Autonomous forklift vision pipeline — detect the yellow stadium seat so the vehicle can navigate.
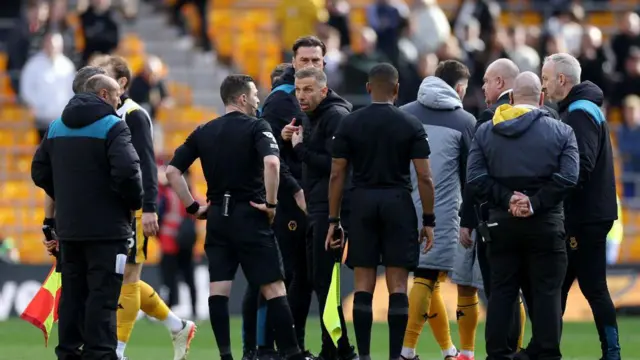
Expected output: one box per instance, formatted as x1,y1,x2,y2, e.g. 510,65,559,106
0,207,17,226
118,34,145,55
588,12,615,28
0,52,7,71
350,8,368,27
521,11,542,26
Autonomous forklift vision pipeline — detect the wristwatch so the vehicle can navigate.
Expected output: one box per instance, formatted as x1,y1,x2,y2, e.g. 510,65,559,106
422,213,436,227
266,202,277,209
328,217,341,224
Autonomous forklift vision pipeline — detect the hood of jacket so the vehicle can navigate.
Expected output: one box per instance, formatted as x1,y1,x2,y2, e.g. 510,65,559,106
312,89,353,118
272,65,295,88
491,104,546,138
417,76,462,110
61,93,118,129
558,80,604,113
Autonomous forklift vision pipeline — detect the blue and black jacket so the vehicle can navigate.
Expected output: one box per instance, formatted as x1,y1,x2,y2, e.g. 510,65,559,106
31,93,143,241
260,66,307,201
557,81,618,231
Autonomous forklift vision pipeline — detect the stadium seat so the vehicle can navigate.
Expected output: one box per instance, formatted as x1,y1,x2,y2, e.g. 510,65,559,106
118,34,146,55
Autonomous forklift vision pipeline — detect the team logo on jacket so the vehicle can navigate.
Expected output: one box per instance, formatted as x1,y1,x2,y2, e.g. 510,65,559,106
569,237,578,250
288,221,297,231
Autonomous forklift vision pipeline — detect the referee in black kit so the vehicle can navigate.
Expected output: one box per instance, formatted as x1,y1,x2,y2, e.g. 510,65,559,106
466,72,579,360
32,74,143,360
165,74,306,360
327,63,435,360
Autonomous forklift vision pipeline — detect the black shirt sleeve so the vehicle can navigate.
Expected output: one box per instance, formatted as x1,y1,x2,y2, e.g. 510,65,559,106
127,109,158,213
331,115,352,159
169,126,200,173
106,121,143,210
409,116,431,159
253,120,281,158
31,129,54,199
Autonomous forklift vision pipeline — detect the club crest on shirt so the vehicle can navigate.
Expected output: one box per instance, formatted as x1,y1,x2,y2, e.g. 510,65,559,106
288,220,297,231
569,237,578,250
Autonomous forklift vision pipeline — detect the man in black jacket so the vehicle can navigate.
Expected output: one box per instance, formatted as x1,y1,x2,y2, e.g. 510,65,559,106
541,53,621,360
292,67,357,360
467,72,579,360
31,74,143,360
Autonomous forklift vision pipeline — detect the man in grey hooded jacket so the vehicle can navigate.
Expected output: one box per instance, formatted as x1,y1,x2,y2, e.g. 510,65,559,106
399,60,481,360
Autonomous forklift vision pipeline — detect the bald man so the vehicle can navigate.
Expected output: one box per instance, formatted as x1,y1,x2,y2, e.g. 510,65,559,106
466,72,579,360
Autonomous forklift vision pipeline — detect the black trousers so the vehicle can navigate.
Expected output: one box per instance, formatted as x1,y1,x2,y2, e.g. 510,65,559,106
308,209,351,355
160,247,197,317
485,217,567,360
561,221,620,359
477,235,523,350
55,240,128,360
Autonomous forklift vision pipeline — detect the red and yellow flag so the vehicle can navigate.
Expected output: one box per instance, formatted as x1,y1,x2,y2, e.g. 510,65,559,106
20,262,61,346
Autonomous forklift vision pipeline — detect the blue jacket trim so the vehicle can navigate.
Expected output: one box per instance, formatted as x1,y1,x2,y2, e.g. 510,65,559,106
568,99,605,124
258,84,296,116
47,115,121,139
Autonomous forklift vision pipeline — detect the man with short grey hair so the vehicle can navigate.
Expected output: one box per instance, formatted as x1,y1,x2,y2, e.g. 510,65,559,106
292,66,358,359
72,66,108,93
467,71,579,360
541,53,621,360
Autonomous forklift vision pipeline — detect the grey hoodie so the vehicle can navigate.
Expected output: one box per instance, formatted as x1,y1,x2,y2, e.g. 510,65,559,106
400,76,476,271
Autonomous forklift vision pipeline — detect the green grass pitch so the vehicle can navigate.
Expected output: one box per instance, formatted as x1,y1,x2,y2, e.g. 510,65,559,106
3,317,639,359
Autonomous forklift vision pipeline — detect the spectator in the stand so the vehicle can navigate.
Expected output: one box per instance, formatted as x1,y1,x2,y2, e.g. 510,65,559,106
452,0,500,47
410,0,450,55
129,55,173,120
542,33,568,58
80,0,120,65
326,0,351,50
48,0,78,65
618,95,640,202
171,0,213,59
366,0,410,66
341,27,389,97
0,233,19,264
509,25,540,73
319,28,345,90
7,0,50,96
276,0,328,61
545,4,584,57
612,12,640,78
397,52,439,106
615,47,640,106
20,32,75,141
577,26,611,97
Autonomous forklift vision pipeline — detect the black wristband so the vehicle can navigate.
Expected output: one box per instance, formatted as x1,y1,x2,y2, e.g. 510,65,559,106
186,201,200,215
43,218,56,229
266,202,277,209
328,217,341,224
422,213,436,227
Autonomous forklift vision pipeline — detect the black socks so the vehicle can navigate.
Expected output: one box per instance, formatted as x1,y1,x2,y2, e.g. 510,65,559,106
352,291,373,357
209,295,232,359
388,293,409,360
267,295,304,360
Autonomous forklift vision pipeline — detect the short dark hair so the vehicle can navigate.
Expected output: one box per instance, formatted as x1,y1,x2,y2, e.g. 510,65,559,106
220,75,254,106
271,63,292,85
368,63,399,88
294,67,327,85
85,74,117,94
94,55,133,90
73,66,108,94
292,36,327,56
434,60,470,89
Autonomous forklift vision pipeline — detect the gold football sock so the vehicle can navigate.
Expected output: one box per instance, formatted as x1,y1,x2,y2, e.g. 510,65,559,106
117,281,141,343
517,299,526,349
427,283,454,351
139,280,169,321
457,294,479,352
402,277,435,349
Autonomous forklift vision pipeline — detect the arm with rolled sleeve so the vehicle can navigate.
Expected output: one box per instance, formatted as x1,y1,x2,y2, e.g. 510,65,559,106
31,128,55,199
106,121,143,210
565,110,600,188
529,128,579,212
466,128,514,211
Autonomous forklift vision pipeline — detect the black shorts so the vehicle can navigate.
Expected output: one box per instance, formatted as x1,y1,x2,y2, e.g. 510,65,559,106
204,202,284,287
273,204,307,280
126,214,148,264
347,187,419,269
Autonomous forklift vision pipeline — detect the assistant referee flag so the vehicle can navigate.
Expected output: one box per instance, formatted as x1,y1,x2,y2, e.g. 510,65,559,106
20,262,61,346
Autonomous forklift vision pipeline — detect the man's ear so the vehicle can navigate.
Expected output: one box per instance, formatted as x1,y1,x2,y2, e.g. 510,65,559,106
321,86,329,97
393,83,400,97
